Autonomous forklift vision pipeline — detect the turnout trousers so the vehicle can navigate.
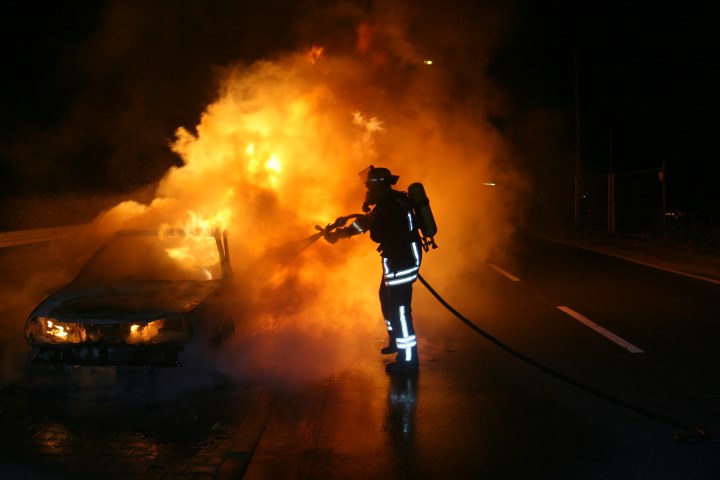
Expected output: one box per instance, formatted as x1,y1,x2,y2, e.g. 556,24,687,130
378,242,422,365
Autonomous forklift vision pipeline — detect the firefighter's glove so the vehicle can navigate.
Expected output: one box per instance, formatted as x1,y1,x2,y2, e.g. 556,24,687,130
333,216,350,228
324,229,340,244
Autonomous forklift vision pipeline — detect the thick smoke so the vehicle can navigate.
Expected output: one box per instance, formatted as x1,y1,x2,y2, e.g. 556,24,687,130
2,1,527,386
83,2,527,382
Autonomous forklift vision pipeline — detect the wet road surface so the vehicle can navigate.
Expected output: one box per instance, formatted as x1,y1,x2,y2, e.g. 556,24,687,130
2,235,720,479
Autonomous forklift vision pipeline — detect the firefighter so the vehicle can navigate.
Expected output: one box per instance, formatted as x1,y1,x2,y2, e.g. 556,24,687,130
324,166,422,373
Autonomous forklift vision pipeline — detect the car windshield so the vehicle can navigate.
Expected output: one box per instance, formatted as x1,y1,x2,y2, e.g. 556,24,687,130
78,232,223,282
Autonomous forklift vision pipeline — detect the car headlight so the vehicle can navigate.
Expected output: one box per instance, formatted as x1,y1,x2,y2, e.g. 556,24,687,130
25,317,87,344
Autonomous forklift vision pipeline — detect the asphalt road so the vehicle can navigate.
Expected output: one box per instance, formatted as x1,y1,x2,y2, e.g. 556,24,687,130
1,235,720,479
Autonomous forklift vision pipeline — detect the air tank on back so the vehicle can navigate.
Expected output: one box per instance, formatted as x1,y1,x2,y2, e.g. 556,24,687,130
408,182,437,248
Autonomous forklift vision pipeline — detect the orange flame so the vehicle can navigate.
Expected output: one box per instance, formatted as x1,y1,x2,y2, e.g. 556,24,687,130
128,322,160,344
307,45,324,65
92,35,524,380
158,210,227,277
46,320,69,339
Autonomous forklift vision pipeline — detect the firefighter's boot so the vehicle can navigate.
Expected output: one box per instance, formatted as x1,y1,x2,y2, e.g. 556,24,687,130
385,346,419,374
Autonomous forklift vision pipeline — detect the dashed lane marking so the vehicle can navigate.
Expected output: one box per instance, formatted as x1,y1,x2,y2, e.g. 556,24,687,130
557,306,645,354
488,263,645,354
489,264,521,282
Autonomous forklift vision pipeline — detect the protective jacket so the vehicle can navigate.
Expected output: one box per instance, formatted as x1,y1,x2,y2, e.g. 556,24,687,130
333,188,422,367
342,190,422,278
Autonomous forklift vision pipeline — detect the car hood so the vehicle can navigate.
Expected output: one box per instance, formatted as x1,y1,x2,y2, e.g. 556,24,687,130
32,280,220,324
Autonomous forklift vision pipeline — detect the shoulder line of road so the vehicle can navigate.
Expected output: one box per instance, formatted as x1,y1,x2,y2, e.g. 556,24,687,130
529,233,720,286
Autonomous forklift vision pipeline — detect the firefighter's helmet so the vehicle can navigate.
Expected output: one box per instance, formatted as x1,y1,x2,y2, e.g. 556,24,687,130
360,165,399,189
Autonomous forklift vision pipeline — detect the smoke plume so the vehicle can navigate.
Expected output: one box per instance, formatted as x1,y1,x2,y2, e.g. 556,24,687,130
2,1,528,386
82,2,527,382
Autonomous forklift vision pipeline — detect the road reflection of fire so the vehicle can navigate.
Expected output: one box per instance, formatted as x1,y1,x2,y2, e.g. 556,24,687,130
385,373,419,477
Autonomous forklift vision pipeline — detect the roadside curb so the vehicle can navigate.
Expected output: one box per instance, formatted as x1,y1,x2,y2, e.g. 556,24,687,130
0,225,88,248
529,233,720,285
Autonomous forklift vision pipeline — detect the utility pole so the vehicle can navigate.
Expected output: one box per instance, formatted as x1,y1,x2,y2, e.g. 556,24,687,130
574,49,581,229
660,161,667,237
607,129,615,234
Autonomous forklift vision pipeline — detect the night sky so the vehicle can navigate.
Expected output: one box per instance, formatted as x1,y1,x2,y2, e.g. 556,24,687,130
1,0,716,229
488,2,717,223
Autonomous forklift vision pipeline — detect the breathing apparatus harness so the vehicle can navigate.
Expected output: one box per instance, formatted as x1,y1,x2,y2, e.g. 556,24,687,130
357,165,439,252
405,182,437,252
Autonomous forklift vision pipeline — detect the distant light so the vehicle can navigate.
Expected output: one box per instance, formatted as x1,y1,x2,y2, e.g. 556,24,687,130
482,182,496,187
423,60,433,65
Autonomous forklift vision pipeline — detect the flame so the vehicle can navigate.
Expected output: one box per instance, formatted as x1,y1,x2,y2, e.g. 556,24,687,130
307,45,324,65
128,321,161,344
160,212,224,278
246,143,283,190
92,33,524,380
46,320,69,339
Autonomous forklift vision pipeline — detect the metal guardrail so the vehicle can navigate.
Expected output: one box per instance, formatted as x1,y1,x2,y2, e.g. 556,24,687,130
0,225,88,248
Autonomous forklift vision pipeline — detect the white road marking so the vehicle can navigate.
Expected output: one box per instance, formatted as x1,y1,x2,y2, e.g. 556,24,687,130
557,306,645,354
489,264,521,282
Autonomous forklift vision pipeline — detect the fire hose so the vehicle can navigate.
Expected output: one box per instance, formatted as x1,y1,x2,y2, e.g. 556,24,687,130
309,221,717,442
416,273,719,444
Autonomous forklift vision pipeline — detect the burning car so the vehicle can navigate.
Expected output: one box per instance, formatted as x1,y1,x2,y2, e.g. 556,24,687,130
24,227,235,367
